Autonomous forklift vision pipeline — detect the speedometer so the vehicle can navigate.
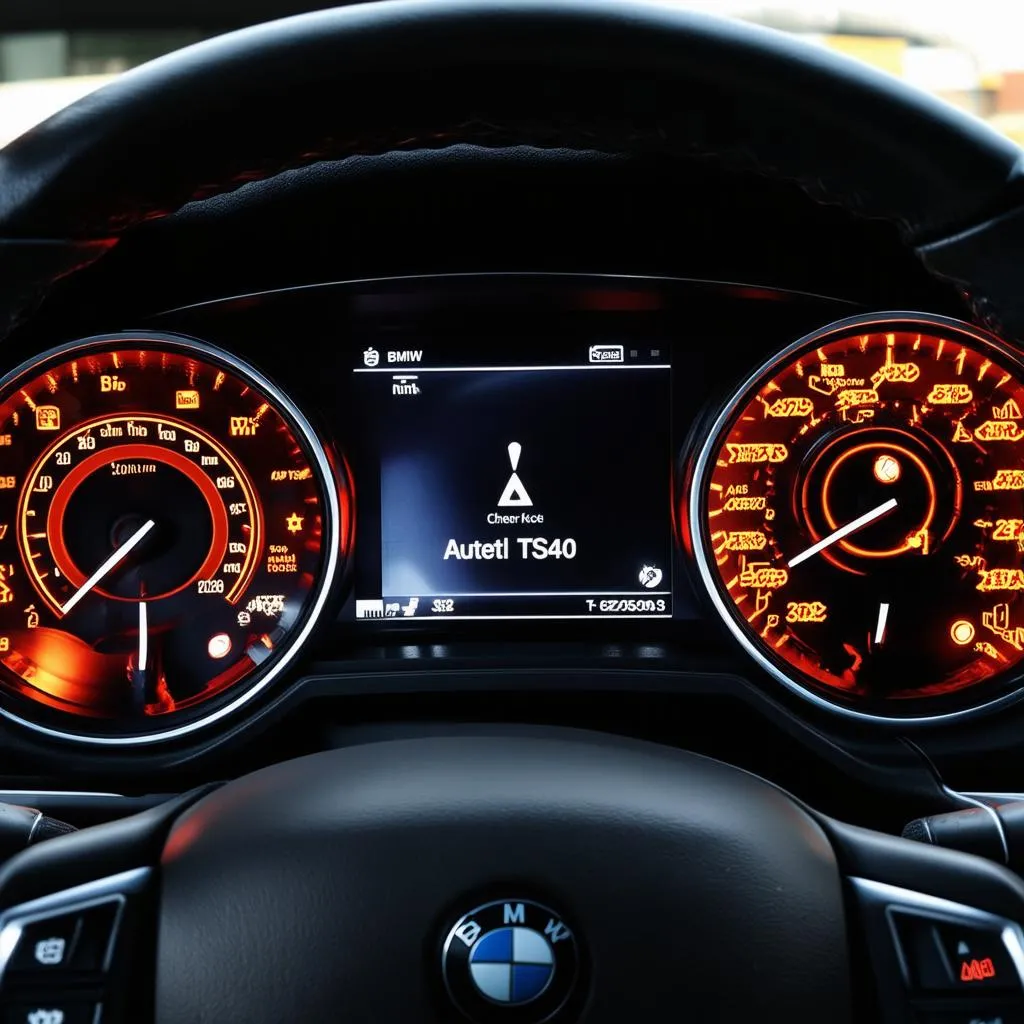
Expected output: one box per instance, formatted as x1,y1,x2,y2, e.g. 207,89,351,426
690,313,1024,722
0,334,348,744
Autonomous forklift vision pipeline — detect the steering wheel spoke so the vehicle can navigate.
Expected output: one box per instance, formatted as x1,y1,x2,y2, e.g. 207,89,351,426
0,867,153,1024
851,876,1024,1023
0,787,211,1024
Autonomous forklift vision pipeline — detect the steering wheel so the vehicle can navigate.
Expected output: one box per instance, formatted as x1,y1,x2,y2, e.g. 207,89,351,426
1,3,1024,1022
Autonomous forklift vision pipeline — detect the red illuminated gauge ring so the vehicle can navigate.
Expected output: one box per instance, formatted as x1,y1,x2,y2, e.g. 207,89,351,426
0,333,343,747
27,433,244,607
687,312,1024,727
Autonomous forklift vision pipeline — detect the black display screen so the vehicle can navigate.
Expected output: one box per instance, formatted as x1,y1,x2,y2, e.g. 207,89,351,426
352,343,673,621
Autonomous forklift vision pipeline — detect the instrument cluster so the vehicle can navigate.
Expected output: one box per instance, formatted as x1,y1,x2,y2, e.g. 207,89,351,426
0,275,1021,749
690,314,1024,723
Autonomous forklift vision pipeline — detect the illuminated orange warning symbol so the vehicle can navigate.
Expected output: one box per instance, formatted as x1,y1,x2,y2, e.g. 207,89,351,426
977,568,1024,592
950,620,975,646
953,421,973,443
725,443,788,464
808,376,838,396
35,406,60,431
286,514,304,534
175,390,200,410
841,407,875,425
230,416,259,437
993,519,1024,541
723,531,767,552
927,383,973,405
722,494,768,512
835,388,879,411
871,346,920,388
994,470,1024,490
739,562,788,590
960,957,996,982
993,398,1022,421
873,454,901,484
761,396,813,418
982,602,1024,650
906,528,930,555
975,420,1024,442
750,590,772,620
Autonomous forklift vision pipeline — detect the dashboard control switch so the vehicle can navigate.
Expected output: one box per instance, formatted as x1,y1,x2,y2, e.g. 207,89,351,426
8,914,79,974
893,914,955,991
68,901,120,972
5,1002,100,1024
935,922,1020,993
893,912,1021,994
6,900,120,978
915,1010,1024,1024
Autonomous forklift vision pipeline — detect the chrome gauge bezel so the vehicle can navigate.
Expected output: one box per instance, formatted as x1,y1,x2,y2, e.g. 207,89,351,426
688,310,1024,726
0,331,342,747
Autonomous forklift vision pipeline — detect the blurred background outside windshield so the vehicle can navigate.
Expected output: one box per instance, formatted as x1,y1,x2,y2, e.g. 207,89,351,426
1,1,1023,148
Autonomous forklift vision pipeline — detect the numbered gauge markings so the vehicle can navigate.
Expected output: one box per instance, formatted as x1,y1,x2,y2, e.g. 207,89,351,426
0,336,347,743
690,314,1024,719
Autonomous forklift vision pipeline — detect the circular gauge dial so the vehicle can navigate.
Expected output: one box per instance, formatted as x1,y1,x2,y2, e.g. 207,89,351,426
690,315,1024,719
0,335,347,743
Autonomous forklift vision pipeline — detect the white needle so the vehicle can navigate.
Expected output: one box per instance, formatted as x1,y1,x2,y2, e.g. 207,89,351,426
788,498,898,568
61,519,156,614
138,600,149,672
874,602,890,645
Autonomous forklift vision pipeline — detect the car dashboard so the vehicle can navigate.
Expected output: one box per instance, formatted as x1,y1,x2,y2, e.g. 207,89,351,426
12,6,1024,1022
0,142,1014,842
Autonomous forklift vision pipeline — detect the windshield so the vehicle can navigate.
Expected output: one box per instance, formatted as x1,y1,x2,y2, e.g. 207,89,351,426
0,2,1022,148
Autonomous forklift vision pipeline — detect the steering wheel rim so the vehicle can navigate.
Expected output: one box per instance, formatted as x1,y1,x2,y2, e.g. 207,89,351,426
0,0,1019,244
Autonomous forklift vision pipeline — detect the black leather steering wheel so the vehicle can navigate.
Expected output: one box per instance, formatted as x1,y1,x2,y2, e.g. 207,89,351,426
1,3,1024,1022
0,0,1020,243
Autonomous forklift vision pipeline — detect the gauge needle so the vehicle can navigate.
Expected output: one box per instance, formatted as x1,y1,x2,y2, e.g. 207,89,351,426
788,498,898,569
61,518,156,614
138,600,149,673
874,602,890,645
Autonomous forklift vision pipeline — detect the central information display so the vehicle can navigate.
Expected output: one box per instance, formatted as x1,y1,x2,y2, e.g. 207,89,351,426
352,342,673,620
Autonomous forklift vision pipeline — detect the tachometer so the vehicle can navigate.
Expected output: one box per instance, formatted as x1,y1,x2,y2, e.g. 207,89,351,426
689,313,1024,721
0,334,348,744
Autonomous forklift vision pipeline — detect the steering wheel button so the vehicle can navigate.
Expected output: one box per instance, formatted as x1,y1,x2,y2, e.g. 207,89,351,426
934,923,1020,993
8,913,80,974
67,901,120,972
893,915,956,990
915,1010,1024,1024
5,1004,100,1024
893,913,1022,995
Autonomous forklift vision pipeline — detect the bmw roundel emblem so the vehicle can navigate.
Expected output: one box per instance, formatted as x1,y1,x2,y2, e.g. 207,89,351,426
441,898,580,1023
